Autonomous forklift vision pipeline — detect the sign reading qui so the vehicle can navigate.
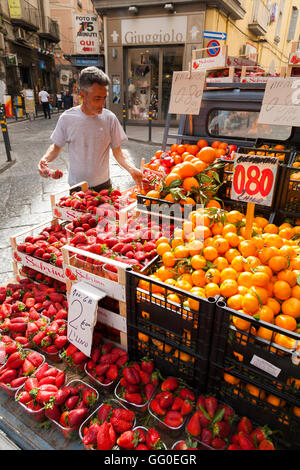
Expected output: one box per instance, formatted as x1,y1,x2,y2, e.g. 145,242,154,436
68,282,105,357
258,77,300,127
231,154,279,206
169,70,205,115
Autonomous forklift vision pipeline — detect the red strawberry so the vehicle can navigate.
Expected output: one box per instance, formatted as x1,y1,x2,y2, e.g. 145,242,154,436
144,383,155,401
98,403,112,423
68,407,89,427
238,431,256,450
106,365,118,382
196,394,206,411
179,388,195,402
124,392,143,405
171,396,184,411
117,430,140,450
238,416,253,434
211,437,227,450
145,428,162,450
150,398,166,416
139,370,151,385
161,377,178,392
181,399,194,416
164,410,183,428
201,427,213,447
205,396,218,418
123,366,140,385
110,417,133,434
217,404,234,423
82,388,97,407
250,426,272,445
140,357,155,374
227,444,241,450
186,412,201,437
213,421,231,439
97,421,116,450
83,422,101,447
159,391,174,409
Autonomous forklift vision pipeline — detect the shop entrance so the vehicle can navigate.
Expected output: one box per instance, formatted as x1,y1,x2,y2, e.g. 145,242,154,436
125,45,184,124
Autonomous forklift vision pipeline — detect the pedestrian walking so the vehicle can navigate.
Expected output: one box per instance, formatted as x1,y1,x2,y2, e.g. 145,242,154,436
62,90,73,110
38,67,143,191
38,87,51,119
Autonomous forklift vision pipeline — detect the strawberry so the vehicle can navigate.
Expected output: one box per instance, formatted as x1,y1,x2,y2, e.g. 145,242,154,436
124,392,143,405
181,399,194,416
98,403,112,423
68,407,89,427
227,444,241,450
250,425,272,445
159,391,174,409
213,421,231,439
97,421,116,450
139,370,151,385
164,410,183,428
187,412,201,437
238,431,256,450
140,357,155,374
171,396,184,411
123,366,140,385
258,439,275,450
144,383,155,401
106,365,118,382
211,437,227,450
196,394,206,411
201,428,213,447
145,428,162,450
161,377,178,392
238,416,253,434
135,444,149,450
82,388,97,407
205,396,218,418
110,417,133,434
117,430,140,450
217,404,234,423
83,422,101,447
179,388,195,402
150,397,166,416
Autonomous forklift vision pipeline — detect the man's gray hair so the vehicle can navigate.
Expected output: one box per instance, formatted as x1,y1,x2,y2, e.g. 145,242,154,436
79,67,110,91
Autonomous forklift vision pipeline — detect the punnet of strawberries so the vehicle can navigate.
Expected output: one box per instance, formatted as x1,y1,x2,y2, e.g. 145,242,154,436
228,416,275,450
149,376,196,429
115,357,159,407
57,188,131,215
81,400,136,450
117,426,166,450
186,394,235,449
85,341,128,387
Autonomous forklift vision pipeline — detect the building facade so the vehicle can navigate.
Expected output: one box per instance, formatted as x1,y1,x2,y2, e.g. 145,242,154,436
49,0,104,97
92,0,300,124
0,0,60,108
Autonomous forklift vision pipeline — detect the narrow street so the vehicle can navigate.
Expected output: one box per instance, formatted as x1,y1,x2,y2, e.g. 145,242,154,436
0,115,163,284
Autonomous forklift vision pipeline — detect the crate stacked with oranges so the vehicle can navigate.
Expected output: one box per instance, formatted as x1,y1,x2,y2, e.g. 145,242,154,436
142,140,227,206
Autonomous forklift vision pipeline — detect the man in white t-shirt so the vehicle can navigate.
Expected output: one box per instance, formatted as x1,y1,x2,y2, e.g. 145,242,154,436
38,88,51,119
38,67,143,191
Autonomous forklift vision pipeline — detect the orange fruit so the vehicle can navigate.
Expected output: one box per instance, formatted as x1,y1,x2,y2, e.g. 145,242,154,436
203,246,218,261
156,266,176,281
238,272,253,288
173,245,189,259
254,217,269,229
215,148,226,158
162,251,176,267
220,267,238,282
273,280,292,301
219,142,228,150
239,240,257,257
205,268,221,284
223,372,240,385
252,271,269,287
227,294,243,310
226,211,243,224
281,297,300,318
275,314,297,331
245,384,266,400
164,193,175,202
175,278,192,291
266,298,281,315
231,255,244,272
249,286,269,305
258,247,279,264
191,254,206,270
186,144,200,156
197,139,208,149
274,333,296,349
191,270,206,287
224,232,240,247
220,279,239,297
167,294,181,305
232,315,251,331
225,248,240,264
211,140,221,149
156,242,172,256
182,221,194,236
256,326,273,342
205,283,220,298
265,234,284,249
177,161,198,178
193,160,208,173
165,172,182,187
194,225,212,240
206,200,222,209
222,223,238,235
213,237,230,254
255,305,274,323
187,239,203,256
268,256,288,272
242,293,260,314
156,236,170,247
215,257,229,271
197,147,216,164
176,144,187,155
182,177,199,192
171,238,184,249
291,284,300,299
242,256,261,272
264,224,278,234
145,190,160,205
211,222,224,235
277,269,297,287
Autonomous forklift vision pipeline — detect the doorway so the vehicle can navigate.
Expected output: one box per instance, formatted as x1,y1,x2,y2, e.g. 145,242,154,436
125,45,184,125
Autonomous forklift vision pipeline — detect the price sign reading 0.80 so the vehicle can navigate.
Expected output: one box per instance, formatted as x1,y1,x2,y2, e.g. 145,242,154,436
231,154,279,207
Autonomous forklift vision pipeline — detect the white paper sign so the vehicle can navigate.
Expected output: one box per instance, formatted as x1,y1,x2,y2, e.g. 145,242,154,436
192,54,226,70
169,70,205,115
250,355,281,378
258,77,300,127
75,14,99,55
68,282,106,357
231,153,279,206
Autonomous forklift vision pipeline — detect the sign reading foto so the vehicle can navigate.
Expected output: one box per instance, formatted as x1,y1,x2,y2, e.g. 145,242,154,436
75,15,99,55
231,154,279,206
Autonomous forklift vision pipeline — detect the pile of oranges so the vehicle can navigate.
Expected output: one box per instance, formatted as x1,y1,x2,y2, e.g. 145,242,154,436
248,144,288,161
139,207,300,351
143,141,225,206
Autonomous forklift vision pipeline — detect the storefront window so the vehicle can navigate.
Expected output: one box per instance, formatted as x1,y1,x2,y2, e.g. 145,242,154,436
162,46,184,121
127,48,159,121
207,109,292,141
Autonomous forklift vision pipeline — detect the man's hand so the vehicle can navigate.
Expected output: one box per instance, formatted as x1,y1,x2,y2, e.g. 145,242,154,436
129,168,143,187
38,158,49,177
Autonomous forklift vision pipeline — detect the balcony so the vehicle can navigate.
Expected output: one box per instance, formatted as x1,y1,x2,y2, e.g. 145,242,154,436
248,0,270,36
9,0,40,31
39,17,60,43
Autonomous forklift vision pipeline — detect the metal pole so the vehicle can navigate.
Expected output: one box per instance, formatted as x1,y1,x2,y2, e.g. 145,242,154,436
148,104,152,143
0,105,12,162
122,103,126,132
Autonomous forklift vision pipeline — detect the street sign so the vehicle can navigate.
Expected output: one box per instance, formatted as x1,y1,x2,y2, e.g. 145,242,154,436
203,30,227,40
207,40,221,57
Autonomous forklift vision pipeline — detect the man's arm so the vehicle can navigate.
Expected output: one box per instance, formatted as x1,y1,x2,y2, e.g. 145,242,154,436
38,143,62,177
112,146,143,186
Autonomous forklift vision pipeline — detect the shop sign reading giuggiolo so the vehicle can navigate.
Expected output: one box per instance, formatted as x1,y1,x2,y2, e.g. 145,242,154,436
121,16,187,45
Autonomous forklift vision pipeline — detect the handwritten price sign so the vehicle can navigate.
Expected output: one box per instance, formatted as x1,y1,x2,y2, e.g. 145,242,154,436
231,154,279,206
169,70,205,115
258,77,300,127
67,282,105,357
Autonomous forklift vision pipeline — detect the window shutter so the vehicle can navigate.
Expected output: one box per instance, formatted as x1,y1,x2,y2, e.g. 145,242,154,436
287,7,299,41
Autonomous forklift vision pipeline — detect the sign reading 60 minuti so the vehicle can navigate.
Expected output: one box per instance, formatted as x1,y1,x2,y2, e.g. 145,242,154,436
231,154,279,206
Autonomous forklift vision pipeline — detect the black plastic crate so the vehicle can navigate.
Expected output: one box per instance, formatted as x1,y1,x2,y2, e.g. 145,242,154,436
208,299,300,406
125,264,217,390
126,325,207,391
274,165,300,215
136,194,189,224
269,209,300,227
251,141,295,165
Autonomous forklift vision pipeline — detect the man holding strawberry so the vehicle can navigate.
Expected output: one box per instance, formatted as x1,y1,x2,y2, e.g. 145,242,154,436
38,67,143,191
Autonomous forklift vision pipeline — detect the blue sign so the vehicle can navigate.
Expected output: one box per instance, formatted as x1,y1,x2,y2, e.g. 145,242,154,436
203,31,227,40
75,57,100,66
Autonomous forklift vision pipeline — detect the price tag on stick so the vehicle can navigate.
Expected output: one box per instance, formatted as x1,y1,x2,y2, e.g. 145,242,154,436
231,153,279,239
67,282,106,357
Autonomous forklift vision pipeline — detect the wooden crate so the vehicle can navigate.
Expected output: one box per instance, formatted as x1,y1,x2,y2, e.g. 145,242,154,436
51,181,89,221
10,218,66,283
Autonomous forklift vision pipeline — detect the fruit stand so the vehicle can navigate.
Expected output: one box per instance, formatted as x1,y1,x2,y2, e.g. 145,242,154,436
1,78,300,452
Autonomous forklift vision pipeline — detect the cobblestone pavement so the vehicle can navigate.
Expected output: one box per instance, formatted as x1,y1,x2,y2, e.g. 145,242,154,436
0,114,169,284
